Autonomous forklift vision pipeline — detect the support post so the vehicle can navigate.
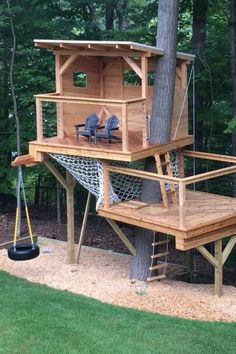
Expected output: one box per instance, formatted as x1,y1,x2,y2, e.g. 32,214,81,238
66,171,76,263
45,161,76,264
76,191,92,262
215,239,223,297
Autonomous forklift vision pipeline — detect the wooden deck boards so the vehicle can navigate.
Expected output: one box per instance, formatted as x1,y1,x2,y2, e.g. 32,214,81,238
98,190,236,250
28,134,193,162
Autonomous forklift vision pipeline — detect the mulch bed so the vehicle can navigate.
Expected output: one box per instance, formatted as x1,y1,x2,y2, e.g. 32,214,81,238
1,206,235,286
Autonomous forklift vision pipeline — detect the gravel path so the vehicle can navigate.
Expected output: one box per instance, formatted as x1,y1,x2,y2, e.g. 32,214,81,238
1,237,236,322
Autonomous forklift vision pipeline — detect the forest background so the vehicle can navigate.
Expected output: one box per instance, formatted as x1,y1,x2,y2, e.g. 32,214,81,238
0,0,235,210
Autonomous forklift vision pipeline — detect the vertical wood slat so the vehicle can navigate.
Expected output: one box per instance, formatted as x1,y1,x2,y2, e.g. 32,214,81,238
122,103,129,152
36,98,43,141
55,54,64,139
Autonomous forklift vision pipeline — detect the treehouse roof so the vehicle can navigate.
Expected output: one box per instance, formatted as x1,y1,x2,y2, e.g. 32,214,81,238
34,39,194,61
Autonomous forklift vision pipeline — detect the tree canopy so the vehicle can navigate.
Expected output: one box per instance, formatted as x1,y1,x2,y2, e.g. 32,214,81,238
0,0,234,197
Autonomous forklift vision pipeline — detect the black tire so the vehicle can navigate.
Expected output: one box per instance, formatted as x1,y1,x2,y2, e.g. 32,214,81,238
8,244,40,261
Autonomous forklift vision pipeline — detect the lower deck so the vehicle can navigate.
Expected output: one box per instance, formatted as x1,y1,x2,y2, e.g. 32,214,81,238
98,190,236,250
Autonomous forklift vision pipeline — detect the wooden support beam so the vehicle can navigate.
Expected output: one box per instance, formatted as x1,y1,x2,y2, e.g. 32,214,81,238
123,56,142,78
45,161,76,264
215,239,223,297
76,191,92,262
196,245,217,268
11,154,37,167
44,161,68,190
105,218,136,255
222,236,236,265
197,241,223,297
66,171,76,264
58,54,79,76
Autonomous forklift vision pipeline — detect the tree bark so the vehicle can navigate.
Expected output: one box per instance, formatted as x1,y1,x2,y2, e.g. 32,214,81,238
106,1,115,30
230,0,236,196
130,0,179,281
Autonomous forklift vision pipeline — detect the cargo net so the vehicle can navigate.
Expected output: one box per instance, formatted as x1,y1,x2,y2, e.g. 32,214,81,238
50,151,178,208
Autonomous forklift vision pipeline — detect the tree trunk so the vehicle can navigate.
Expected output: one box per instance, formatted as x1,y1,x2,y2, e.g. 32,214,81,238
230,0,236,197
116,0,128,30
192,0,209,152
106,1,115,30
130,0,179,281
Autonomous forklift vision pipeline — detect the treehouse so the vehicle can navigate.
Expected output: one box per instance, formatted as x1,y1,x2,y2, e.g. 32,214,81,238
25,40,194,163
13,40,236,297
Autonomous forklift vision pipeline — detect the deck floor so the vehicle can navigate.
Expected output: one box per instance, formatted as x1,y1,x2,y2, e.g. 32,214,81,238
98,190,236,250
29,134,193,162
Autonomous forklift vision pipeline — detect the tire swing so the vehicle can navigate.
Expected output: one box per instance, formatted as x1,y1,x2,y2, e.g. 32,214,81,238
8,167,40,261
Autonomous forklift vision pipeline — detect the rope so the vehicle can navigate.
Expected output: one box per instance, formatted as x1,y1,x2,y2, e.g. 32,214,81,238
173,65,194,140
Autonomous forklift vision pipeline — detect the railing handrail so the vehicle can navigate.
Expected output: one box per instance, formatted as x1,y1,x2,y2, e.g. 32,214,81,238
108,164,236,187
35,93,146,105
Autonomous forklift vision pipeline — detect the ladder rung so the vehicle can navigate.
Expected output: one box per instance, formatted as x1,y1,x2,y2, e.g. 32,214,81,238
149,263,168,271
161,161,170,166
147,274,166,282
151,252,169,259
152,240,170,246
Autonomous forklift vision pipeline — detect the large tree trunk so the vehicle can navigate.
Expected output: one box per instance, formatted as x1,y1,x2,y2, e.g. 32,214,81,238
230,0,236,197
130,0,179,281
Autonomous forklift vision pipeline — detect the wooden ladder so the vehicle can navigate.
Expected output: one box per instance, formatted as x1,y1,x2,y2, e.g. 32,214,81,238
154,151,177,208
147,236,170,282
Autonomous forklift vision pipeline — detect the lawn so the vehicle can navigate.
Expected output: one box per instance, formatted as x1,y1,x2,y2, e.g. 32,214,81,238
0,271,235,354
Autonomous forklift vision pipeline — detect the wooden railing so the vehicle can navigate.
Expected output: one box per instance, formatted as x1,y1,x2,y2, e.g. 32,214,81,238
103,151,236,229
35,93,147,152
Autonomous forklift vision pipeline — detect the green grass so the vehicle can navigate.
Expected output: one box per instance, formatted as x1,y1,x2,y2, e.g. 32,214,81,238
0,271,235,354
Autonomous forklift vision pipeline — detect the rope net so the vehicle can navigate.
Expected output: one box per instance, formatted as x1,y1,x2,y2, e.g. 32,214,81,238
50,152,178,208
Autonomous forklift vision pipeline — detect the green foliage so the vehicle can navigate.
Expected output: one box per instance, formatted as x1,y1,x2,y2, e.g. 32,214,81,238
0,0,234,196
224,116,236,134
1,271,236,354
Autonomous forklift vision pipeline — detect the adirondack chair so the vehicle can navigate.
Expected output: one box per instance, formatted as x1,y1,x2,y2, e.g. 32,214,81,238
74,114,99,142
94,115,121,144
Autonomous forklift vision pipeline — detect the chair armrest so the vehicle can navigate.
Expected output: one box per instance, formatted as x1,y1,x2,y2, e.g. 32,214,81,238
108,127,119,131
74,123,85,128
96,125,105,130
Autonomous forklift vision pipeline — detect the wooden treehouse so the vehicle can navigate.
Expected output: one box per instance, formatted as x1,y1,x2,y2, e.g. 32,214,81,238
13,40,236,296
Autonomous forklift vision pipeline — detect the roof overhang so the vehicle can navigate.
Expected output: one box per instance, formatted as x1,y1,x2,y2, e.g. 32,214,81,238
34,40,195,61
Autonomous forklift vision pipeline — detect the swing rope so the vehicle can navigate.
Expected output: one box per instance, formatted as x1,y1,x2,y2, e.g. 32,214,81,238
13,167,34,249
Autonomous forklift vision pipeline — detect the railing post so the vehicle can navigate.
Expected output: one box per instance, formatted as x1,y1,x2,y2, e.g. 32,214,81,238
122,103,129,152
36,97,43,141
179,181,186,229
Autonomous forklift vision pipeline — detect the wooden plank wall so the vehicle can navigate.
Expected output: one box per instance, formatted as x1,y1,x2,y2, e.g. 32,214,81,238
59,55,189,139
62,56,101,136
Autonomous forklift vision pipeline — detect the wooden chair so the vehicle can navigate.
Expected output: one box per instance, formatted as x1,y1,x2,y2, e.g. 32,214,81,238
94,115,121,144
74,114,99,142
